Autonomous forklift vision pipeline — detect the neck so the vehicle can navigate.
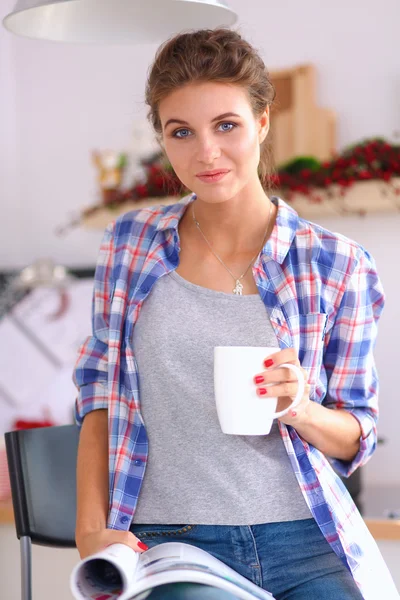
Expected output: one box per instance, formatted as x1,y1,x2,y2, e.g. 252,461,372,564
189,180,275,256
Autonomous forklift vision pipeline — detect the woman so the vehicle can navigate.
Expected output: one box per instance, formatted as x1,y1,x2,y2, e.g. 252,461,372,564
73,29,398,600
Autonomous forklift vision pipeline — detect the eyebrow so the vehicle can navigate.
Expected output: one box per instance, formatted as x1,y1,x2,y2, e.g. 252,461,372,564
164,112,241,130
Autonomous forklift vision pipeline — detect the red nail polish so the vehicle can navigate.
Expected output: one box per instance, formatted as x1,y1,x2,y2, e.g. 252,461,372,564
254,375,264,384
138,541,149,551
263,358,274,368
258,387,267,396
291,410,297,418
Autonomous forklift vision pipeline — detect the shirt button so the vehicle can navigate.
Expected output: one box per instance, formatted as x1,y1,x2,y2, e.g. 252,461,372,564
120,516,129,524
141,285,150,294
134,459,142,466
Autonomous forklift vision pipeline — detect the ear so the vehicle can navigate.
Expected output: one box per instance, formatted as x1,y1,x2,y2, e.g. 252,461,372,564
258,107,270,144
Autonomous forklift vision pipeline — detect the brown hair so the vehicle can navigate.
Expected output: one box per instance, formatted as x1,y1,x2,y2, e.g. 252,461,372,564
145,28,276,190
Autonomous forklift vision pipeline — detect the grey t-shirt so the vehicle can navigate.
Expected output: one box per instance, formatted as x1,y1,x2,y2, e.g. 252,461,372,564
131,270,311,525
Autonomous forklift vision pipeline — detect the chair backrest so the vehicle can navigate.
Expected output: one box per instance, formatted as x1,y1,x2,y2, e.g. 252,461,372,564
5,424,79,547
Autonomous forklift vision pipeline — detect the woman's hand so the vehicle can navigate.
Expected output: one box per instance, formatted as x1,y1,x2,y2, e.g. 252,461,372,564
76,528,149,560
253,348,311,426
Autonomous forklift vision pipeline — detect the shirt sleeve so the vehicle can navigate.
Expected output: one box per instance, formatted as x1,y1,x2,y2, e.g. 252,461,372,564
322,246,385,478
73,221,116,426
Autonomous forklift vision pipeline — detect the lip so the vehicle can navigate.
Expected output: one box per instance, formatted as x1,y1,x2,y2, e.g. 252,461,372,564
196,169,230,177
196,169,230,183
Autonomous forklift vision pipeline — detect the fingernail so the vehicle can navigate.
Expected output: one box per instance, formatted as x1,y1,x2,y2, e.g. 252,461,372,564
138,541,149,551
291,410,297,418
258,387,267,396
254,375,264,384
263,358,274,368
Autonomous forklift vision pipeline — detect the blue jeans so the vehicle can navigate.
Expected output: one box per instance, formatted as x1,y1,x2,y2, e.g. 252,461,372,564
130,518,363,600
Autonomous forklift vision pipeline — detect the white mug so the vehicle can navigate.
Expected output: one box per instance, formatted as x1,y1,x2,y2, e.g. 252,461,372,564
214,346,305,435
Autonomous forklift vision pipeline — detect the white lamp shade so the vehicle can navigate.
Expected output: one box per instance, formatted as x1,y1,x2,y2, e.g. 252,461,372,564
3,0,238,44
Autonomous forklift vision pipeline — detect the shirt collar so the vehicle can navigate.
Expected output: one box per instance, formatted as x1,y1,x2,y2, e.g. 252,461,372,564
155,193,196,232
263,196,299,264
156,193,299,265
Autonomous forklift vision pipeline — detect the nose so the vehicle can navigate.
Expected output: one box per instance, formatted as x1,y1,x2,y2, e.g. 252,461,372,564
195,135,221,164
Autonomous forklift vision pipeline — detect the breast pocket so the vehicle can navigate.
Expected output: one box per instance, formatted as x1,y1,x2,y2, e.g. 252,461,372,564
288,313,328,388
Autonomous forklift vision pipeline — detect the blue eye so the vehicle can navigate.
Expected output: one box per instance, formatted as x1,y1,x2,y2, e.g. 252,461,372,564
173,128,191,139
219,122,237,132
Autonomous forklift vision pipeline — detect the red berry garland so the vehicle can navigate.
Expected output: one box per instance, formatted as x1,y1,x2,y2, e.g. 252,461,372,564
271,138,400,199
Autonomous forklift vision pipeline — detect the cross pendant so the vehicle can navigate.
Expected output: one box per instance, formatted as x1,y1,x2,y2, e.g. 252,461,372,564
233,280,244,295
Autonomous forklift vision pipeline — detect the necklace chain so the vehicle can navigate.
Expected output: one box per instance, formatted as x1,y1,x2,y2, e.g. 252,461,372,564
192,201,273,295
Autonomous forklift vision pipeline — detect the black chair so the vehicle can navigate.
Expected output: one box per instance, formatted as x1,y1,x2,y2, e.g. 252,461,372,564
5,424,79,600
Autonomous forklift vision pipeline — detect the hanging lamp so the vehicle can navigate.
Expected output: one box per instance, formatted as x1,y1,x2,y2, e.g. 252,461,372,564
2,0,238,44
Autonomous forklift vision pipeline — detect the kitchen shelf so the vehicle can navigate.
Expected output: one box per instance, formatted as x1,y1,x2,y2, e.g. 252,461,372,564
81,180,400,230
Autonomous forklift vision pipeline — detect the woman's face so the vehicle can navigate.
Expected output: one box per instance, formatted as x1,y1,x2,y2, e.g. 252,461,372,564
159,81,269,204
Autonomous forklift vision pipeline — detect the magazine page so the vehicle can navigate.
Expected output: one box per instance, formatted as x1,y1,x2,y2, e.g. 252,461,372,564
71,541,275,600
126,542,274,600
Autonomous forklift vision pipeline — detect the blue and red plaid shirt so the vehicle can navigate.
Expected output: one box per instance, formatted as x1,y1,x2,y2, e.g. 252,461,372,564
73,194,398,599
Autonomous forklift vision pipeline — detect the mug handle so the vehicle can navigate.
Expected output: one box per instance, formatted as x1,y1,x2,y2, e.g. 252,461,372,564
270,363,305,419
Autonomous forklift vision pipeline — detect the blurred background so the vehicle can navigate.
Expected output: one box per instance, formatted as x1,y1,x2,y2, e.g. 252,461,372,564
0,0,399,597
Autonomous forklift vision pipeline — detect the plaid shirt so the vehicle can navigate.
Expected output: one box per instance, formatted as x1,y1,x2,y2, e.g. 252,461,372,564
74,195,398,599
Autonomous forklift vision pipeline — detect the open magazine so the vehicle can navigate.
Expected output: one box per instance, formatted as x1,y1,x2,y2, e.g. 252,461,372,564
71,541,275,600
